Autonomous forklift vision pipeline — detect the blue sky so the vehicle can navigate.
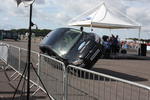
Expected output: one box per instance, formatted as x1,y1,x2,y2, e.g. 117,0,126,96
0,0,150,39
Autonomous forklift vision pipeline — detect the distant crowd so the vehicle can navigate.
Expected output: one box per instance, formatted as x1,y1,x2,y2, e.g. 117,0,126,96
102,34,120,57
101,34,143,57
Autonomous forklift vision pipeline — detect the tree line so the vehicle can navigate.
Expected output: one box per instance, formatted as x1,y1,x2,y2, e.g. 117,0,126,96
0,29,51,37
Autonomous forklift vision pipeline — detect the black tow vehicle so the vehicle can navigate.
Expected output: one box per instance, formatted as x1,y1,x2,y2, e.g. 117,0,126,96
39,28,102,69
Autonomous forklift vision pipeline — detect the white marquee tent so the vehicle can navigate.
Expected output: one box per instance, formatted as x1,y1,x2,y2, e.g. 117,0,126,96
68,2,141,36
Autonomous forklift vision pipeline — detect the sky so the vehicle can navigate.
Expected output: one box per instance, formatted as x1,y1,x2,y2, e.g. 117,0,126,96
0,0,150,39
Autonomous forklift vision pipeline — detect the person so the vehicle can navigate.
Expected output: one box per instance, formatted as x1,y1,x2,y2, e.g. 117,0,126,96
102,35,111,58
112,35,119,54
123,41,128,49
80,26,83,32
115,35,120,53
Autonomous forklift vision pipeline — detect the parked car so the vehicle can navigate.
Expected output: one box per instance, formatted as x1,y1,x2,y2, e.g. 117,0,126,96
39,28,102,69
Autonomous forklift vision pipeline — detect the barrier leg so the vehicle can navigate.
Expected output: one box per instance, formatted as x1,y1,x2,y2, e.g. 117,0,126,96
10,72,18,78
4,65,10,70
63,67,68,100
0,66,4,69
32,87,41,96
30,83,35,89
12,73,21,81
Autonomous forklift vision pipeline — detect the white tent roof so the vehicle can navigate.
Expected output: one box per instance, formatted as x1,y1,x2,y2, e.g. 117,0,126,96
68,3,141,29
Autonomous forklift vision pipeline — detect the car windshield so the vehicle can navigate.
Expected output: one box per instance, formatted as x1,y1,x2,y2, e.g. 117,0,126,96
43,28,82,57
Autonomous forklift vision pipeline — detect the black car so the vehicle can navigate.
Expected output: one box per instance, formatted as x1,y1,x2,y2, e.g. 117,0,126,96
39,28,102,69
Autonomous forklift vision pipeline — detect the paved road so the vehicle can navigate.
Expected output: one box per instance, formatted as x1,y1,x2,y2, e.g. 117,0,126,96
2,40,150,86
0,61,50,100
1,40,150,100
2,40,40,52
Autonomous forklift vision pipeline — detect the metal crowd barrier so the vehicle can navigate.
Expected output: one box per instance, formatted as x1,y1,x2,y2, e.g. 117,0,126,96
1,43,67,99
39,54,66,100
7,45,20,71
0,43,150,100
67,65,150,100
19,48,39,86
0,42,9,69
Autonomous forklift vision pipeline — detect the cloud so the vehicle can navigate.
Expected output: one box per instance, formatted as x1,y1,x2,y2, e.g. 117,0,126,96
41,0,126,26
35,0,45,5
0,0,150,38
126,5,150,27
0,8,2,12
0,0,28,17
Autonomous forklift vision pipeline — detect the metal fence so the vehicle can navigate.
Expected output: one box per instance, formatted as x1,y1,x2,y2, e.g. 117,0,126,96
67,65,150,100
0,43,150,100
19,48,39,85
0,42,9,69
0,43,9,64
7,45,20,71
39,54,66,100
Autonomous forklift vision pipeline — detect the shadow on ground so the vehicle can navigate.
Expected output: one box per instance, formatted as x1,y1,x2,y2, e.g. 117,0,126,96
108,54,150,60
91,68,148,82
0,95,46,100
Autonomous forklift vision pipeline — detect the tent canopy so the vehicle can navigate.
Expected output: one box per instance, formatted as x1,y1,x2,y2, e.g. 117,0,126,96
68,2,141,29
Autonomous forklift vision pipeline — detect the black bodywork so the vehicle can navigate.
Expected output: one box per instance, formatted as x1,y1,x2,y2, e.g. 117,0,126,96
39,28,102,69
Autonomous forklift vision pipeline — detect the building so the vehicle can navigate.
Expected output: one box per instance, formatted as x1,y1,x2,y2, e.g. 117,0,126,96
0,30,19,41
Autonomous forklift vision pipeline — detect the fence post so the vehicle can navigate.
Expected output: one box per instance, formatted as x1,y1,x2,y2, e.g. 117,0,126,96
18,48,21,72
5,45,9,70
1,43,8,69
37,53,41,86
63,65,68,100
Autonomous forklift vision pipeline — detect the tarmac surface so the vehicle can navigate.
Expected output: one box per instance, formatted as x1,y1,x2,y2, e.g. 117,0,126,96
0,40,150,99
0,61,50,100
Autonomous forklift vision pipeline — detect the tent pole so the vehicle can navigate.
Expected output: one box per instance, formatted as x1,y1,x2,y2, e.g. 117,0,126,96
109,29,111,35
138,26,141,56
90,22,93,32
138,26,141,41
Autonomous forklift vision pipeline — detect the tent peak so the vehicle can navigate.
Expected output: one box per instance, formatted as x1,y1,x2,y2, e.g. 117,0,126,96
68,2,141,29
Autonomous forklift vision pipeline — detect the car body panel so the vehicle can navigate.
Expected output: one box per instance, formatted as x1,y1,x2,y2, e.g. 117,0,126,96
39,28,102,69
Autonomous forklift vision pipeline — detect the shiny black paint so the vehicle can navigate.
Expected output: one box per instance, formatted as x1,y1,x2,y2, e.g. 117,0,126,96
39,28,101,69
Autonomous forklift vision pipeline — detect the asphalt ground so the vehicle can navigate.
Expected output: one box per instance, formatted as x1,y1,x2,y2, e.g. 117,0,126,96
1,40,150,86
0,40,150,99
0,61,51,100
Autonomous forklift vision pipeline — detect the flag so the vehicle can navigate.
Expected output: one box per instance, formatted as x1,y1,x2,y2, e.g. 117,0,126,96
15,0,35,6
